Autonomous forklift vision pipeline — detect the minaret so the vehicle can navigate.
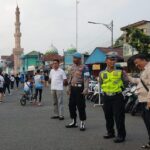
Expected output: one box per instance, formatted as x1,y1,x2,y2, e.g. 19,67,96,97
13,6,24,74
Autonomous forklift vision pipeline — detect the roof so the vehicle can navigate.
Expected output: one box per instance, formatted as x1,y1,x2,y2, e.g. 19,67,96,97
97,47,123,57
1,54,14,62
85,47,123,64
43,54,63,62
26,51,40,56
121,20,150,31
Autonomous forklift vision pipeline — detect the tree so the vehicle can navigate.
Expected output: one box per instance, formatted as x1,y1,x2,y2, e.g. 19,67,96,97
114,35,124,48
126,28,150,54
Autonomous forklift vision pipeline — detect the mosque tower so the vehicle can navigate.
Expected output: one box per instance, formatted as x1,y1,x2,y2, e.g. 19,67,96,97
13,6,24,74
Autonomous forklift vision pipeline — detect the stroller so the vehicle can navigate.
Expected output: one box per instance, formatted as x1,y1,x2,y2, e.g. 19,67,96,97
20,81,34,106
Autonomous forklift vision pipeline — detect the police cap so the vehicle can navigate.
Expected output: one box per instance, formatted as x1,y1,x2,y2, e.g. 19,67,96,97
73,52,82,59
106,52,118,59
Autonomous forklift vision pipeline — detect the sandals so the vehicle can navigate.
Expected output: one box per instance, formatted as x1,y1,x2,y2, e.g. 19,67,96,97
141,143,150,149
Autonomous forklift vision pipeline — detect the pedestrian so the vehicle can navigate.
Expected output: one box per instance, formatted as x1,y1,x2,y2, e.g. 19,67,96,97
66,52,90,131
127,54,150,149
49,59,68,120
15,74,20,89
10,75,15,89
0,71,5,103
34,69,45,106
3,73,11,96
99,52,128,143
44,72,49,87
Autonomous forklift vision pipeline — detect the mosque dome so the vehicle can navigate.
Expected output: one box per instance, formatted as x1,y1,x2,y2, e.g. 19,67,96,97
46,44,58,55
66,45,77,54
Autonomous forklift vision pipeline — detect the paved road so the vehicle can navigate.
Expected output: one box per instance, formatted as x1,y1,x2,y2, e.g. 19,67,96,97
0,87,147,150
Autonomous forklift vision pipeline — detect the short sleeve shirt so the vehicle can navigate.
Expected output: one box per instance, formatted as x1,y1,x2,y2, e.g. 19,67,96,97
70,64,90,85
34,75,43,89
49,68,67,90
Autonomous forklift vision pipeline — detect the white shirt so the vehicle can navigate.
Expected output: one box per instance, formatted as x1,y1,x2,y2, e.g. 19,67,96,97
49,68,67,90
24,82,31,92
0,75,4,88
10,76,15,82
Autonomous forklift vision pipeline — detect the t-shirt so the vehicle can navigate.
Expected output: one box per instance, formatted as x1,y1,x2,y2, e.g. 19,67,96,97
0,75,4,88
34,74,43,89
10,76,15,82
49,68,67,90
24,82,31,92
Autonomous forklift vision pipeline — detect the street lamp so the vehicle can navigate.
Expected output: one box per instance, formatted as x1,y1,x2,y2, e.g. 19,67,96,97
88,20,114,48
76,0,79,51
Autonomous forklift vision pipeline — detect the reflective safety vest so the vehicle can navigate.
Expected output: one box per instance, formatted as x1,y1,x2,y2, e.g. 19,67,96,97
100,70,123,93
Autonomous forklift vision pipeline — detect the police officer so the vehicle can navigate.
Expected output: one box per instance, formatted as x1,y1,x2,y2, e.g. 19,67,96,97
100,52,128,143
66,52,90,131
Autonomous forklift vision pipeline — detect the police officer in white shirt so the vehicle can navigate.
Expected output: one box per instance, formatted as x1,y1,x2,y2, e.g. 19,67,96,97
49,59,67,120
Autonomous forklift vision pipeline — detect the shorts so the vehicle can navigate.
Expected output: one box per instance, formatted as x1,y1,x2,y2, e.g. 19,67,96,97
0,88,4,93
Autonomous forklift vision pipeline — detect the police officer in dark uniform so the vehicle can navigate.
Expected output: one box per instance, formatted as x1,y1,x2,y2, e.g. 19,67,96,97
99,52,128,143
66,52,90,131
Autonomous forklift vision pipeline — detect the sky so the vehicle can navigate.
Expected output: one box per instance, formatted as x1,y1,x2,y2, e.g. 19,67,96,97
0,0,150,55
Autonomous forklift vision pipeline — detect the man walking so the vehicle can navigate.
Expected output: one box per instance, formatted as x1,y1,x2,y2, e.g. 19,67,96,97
0,71,4,103
49,59,67,120
66,52,90,131
99,52,128,143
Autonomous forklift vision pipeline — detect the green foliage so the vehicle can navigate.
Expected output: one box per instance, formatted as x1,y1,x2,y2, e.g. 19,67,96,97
114,35,124,48
126,28,150,54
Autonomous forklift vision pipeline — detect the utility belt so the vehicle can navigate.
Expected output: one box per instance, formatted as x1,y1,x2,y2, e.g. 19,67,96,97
102,91,122,96
71,83,83,88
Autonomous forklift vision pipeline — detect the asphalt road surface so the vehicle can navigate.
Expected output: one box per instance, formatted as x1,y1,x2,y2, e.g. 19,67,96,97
0,87,148,150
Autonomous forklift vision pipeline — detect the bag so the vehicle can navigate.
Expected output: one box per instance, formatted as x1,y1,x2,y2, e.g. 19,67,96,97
140,78,149,92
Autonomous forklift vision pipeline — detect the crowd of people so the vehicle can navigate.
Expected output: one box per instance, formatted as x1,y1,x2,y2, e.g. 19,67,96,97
0,52,150,149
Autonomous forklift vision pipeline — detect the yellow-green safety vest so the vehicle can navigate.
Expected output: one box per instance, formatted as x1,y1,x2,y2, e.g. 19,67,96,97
100,70,124,93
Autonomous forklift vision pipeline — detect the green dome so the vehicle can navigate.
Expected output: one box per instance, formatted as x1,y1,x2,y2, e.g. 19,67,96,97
67,45,77,54
46,44,58,55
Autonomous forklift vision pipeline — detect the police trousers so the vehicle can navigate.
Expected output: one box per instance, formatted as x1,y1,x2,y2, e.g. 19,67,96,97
69,86,86,121
141,103,150,142
102,93,126,138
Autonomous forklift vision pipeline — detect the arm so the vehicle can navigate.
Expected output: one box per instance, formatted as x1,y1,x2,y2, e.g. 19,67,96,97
82,66,90,95
62,70,68,86
127,75,140,84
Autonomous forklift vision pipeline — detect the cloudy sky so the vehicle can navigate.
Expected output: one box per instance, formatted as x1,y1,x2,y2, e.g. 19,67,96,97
0,0,150,55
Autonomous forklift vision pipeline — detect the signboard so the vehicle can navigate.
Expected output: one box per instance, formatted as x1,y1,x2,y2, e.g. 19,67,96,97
92,64,100,70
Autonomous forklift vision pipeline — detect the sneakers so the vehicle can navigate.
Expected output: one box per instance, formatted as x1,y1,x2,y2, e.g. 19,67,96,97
59,116,64,120
37,102,42,106
141,143,150,149
66,120,86,131
51,116,59,119
80,121,86,131
66,119,78,128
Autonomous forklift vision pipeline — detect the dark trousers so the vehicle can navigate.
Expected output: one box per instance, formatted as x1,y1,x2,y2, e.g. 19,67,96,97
69,86,86,121
141,103,150,142
35,89,42,102
11,81,14,89
4,84,10,94
102,93,126,138
16,81,19,88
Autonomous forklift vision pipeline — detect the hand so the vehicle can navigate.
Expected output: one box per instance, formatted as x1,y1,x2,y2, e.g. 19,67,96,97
82,88,88,95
